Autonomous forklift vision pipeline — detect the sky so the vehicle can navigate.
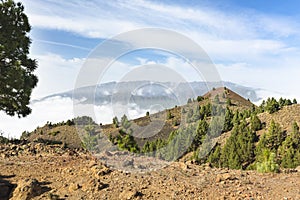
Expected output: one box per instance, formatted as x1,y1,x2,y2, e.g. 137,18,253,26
1,0,300,138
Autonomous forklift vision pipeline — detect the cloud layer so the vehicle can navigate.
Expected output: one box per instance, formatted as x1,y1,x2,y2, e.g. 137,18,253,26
2,0,299,138
0,96,152,139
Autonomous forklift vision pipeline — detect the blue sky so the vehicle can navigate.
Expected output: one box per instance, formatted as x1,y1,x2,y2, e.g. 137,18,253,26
18,0,300,98
224,0,300,15
2,0,300,138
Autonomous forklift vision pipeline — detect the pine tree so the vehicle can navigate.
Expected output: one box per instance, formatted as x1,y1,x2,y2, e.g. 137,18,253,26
207,144,221,167
214,94,220,104
117,134,139,153
256,149,279,173
186,108,194,123
167,110,173,119
208,116,224,138
197,96,204,102
278,97,284,108
250,114,262,131
232,110,240,125
223,107,233,132
226,98,232,106
112,116,119,128
278,122,300,168
260,100,266,112
284,99,292,106
265,98,280,114
0,0,38,117
191,118,208,150
121,114,131,130
192,105,200,121
220,122,257,169
255,120,285,171
265,120,285,150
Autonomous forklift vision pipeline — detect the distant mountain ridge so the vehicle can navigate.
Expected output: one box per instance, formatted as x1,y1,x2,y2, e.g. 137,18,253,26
34,81,260,109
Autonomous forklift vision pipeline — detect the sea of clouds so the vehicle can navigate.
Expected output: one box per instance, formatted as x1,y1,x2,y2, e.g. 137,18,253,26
1,88,299,139
0,96,152,139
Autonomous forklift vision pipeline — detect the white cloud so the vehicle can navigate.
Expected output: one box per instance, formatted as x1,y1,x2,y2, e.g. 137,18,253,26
35,39,92,51
31,54,84,99
257,15,300,38
0,96,152,139
200,39,287,62
216,63,300,101
0,97,74,139
22,0,139,38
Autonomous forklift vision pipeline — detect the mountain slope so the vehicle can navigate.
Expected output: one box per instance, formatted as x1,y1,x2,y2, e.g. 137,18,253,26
257,104,300,135
24,87,254,150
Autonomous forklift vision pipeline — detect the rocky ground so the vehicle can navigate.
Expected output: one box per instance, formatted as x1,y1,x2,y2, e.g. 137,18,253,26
1,142,300,200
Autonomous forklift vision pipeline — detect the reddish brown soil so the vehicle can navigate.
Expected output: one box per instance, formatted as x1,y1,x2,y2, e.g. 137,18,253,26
1,142,299,200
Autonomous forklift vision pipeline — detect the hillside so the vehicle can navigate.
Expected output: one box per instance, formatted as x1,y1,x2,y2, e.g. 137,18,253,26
23,123,82,149
257,104,300,135
23,87,254,149
2,88,300,199
22,88,300,172
203,87,254,108
215,103,300,148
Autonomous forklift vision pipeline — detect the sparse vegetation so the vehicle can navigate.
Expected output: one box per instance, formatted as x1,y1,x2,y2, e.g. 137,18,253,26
81,119,98,151
0,132,9,144
167,110,173,119
21,131,30,139
259,97,297,114
103,92,299,172
116,134,139,153
49,131,60,136
17,87,300,173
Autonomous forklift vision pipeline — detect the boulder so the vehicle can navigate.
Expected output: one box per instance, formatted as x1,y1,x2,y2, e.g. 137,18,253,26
11,179,42,200
0,180,14,200
122,158,134,167
119,190,143,200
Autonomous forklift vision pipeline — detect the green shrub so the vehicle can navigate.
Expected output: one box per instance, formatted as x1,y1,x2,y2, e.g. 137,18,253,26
197,96,204,102
49,131,60,136
256,149,279,173
167,110,173,119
